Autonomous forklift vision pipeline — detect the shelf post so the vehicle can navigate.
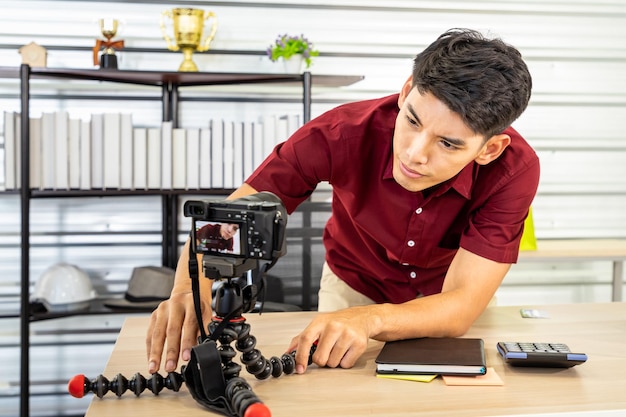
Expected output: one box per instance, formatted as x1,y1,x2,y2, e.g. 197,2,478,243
168,84,180,267
171,83,179,128
161,83,171,122
19,63,31,417
303,71,312,123
159,81,179,268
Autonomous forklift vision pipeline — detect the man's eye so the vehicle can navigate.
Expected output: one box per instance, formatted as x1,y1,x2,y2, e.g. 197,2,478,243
406,115,418,126
441,140,457,150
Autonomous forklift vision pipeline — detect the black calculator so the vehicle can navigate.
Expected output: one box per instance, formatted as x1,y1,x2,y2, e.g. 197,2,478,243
496,342,587,368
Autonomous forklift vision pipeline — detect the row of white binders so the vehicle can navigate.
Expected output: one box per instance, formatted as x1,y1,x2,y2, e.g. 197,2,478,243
2,111,302,191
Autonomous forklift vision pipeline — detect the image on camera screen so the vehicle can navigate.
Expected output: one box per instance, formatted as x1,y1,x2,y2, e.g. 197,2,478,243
194,220,242,255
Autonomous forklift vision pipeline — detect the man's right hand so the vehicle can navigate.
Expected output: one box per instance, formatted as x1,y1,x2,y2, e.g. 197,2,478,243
145,239,213,374
146,291,213,374
146,185,256,374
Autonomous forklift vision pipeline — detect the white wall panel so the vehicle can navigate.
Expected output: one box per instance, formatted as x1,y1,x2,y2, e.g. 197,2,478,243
537,150,626,193
533,194,626,238
516,104,626,141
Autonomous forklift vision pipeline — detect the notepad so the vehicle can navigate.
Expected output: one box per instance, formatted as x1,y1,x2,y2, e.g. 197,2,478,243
375,337,487,376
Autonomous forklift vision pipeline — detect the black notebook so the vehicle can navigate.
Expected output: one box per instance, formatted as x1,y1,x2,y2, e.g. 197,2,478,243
375,337,487,376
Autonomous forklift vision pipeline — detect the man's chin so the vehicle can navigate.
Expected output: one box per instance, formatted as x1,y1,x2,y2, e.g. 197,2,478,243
393,173,430,193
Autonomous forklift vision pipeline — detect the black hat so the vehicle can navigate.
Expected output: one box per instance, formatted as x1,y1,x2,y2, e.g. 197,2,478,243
104,266,175,311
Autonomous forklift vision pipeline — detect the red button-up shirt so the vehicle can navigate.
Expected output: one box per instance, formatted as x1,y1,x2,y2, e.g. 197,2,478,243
247,94,540,304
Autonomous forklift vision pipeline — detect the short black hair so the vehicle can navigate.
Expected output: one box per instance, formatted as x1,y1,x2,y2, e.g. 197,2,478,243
412,28,532,138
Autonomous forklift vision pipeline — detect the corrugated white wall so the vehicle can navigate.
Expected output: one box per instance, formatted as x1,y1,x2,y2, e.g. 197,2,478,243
1,1,626,415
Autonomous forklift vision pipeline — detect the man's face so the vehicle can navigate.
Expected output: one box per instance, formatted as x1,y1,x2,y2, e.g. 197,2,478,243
220,223,239,240
392,81,500,193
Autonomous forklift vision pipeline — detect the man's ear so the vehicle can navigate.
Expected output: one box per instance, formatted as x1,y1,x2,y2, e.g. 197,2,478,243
397,76,413,108
474,134,511,165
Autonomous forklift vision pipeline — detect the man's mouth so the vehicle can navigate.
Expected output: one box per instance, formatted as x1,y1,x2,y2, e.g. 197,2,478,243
399,161,424,179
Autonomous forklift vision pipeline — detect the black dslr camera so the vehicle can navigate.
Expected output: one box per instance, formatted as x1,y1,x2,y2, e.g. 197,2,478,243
183,192,288,315
184,191,287,262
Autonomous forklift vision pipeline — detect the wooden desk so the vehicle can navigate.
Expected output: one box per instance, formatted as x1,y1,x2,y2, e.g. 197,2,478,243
86,303,626,417
518,239,626,301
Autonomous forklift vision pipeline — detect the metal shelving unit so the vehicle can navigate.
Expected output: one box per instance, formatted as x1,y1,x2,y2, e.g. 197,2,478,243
0,64,363,417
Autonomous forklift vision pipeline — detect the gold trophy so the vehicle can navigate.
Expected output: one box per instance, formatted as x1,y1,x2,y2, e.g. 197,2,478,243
94,18,124,70
160,8,217,72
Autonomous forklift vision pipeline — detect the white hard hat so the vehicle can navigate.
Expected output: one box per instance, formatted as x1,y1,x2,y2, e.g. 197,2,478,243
32,263,97,312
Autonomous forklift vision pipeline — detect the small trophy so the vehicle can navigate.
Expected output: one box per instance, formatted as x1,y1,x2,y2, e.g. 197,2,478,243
160,8,218,72
94,18,124,70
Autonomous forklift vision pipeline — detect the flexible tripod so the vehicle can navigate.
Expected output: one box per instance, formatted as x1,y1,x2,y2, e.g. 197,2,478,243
69,258,314,417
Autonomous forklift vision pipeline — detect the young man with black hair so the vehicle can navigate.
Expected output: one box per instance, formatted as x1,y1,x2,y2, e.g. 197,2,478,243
146,28,539,376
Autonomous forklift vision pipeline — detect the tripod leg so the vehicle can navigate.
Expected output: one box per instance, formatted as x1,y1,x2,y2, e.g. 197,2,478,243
225,377,271,417
233,321,315,380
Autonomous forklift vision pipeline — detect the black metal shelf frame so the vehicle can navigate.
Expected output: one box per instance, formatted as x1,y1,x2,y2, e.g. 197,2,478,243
7,64,363,417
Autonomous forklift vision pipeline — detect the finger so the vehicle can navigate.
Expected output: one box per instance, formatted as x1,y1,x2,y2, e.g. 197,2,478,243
163,303,186,373
286,335,299,354
180,300,203,362
326,332,368,368
294,332,320,374
147,303,168,374
310,331,337,368
339,345,362,369
324,338,351,368
146,313,155,360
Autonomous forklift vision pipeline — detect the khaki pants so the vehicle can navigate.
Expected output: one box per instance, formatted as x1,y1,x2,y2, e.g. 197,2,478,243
317,262,375,311
316,262,497,312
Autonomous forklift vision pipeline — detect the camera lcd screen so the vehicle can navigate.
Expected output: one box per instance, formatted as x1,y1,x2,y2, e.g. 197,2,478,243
193,220,242,256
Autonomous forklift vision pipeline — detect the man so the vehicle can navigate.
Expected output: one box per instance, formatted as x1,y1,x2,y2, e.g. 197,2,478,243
146,28,539,376
195,222,239,253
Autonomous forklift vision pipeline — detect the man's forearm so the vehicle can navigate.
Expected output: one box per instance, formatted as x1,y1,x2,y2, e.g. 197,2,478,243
368,249,510,341
171,239,212,296
366,290,479,341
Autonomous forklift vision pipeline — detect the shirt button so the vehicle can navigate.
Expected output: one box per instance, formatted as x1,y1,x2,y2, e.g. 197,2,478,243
415,207,423,214
409,271,417,279
407,240,415,247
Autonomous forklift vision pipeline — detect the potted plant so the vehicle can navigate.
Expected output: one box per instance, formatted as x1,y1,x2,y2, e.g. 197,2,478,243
266,34,319,71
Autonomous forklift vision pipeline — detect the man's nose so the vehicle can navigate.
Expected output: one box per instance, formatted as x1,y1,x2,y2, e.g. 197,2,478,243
406,134,429,164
